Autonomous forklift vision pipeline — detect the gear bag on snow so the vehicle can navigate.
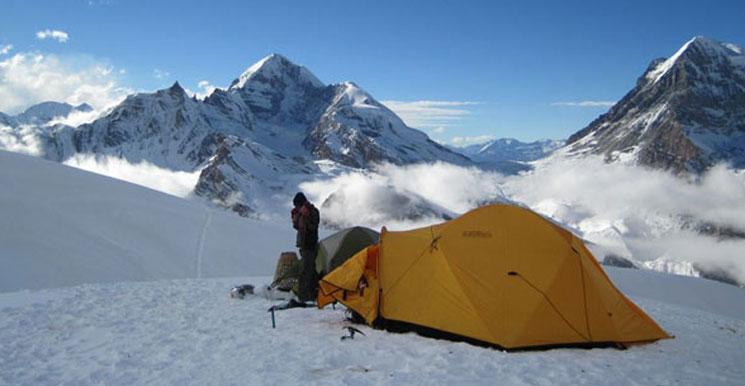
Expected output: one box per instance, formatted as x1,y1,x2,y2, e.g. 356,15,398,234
272,251,301,292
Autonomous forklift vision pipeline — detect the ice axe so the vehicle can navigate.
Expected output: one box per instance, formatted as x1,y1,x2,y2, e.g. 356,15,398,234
341,326,365,340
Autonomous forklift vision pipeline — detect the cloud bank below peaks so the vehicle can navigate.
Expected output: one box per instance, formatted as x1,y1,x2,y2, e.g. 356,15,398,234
502,156,745,283
299,161,508,231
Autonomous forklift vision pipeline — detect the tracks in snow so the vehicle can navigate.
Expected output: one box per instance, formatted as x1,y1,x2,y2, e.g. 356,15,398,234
196,210,213,279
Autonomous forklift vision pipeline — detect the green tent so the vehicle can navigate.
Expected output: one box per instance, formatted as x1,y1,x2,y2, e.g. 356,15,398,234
316,226,380,275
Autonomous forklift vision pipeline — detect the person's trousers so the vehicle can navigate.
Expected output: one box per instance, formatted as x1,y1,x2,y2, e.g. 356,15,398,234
298,246,318,302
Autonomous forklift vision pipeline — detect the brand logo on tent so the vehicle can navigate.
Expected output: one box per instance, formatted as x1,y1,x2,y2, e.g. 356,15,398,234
462,230,492,238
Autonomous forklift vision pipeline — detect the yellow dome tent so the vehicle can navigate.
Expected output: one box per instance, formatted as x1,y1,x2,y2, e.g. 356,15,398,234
318,204,671,350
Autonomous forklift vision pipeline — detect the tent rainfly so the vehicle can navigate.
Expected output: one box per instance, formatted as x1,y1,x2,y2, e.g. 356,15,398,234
318,204,671,350
315,226,379,276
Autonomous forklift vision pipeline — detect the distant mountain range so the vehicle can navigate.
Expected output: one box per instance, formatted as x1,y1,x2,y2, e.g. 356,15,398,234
452,138,564,174
1,101,92,127
3,36,745,219
565,36,745,173
0,54,469,216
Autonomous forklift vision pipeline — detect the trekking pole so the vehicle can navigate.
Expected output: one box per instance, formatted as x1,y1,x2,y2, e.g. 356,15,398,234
271,308,276,328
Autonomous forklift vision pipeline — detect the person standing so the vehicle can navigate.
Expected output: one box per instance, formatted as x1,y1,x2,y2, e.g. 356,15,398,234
291,192,320,302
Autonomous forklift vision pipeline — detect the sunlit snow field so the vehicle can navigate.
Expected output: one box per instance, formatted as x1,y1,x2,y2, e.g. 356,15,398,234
1,272,744,385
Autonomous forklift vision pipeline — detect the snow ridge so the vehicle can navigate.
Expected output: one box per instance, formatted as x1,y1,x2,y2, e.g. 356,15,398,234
645,37,697,84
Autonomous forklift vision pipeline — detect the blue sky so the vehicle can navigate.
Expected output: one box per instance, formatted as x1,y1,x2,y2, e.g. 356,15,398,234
1,0,744,144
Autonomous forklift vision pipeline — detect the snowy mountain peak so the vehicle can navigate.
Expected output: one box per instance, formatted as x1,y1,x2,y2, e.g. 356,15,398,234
643,37,697,84
333,81,380,109
5,101,96,126
566,36,745,172
688,35,743,53
228,53,324,90
3,53,471,216
451,137,564,174
643,36,745,85
22,102,76,119
75,103,94,113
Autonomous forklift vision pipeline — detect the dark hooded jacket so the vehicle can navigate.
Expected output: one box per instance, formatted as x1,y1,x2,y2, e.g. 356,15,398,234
291,195,320,249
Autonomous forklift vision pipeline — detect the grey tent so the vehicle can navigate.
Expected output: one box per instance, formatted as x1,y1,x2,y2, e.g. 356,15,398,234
315,226,380,275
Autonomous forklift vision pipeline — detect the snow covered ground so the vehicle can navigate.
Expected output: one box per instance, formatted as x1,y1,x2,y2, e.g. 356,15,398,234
1,269,743,385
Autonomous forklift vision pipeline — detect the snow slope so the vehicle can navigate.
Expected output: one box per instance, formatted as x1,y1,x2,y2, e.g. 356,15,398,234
0,150,294,292
0,269,743,385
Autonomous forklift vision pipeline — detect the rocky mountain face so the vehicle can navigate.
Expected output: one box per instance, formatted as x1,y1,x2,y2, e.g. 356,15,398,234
48,82,264,170
4,54,470,216
565,37,745,173
214,54,469,169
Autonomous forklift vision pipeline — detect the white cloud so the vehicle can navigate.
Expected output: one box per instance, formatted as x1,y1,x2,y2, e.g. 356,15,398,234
194,80,218,99
46,109,103,127
0,124,44,156
377,162,507,213
551,100,616,108
36,29,69,43
381,100,477,128
87,0,116,5
300,162,507,230
185,81,222,101
64,154,201,198
0,44,12,55
301,156,745,284
153,68,170,79
502,156,745,283
431,126,446,134
449,135,496,147
506,158,745,233
0,52,130,114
